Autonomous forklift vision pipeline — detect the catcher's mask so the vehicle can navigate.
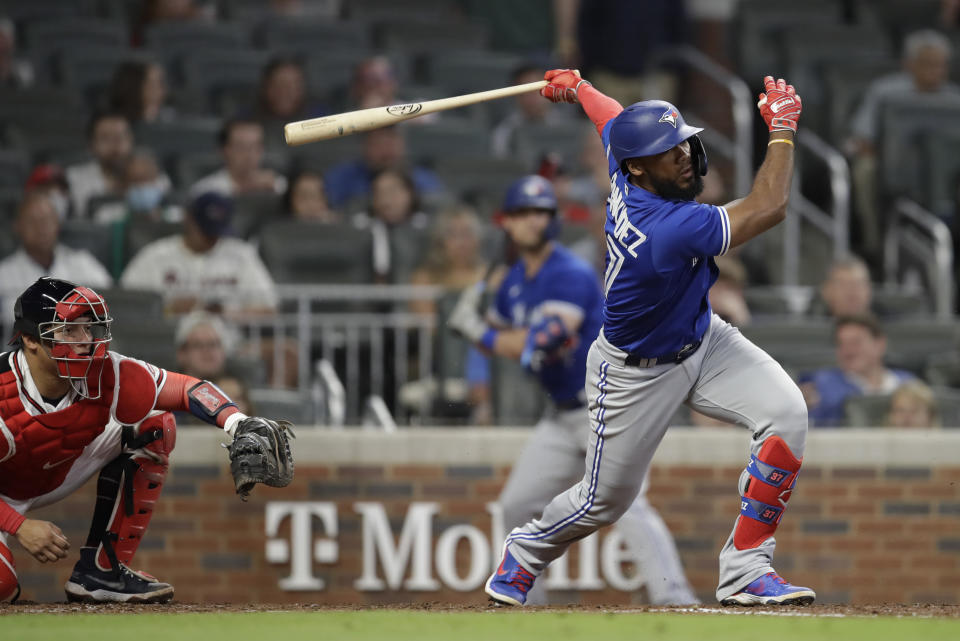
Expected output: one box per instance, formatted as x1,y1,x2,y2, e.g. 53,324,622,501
10,277,112,399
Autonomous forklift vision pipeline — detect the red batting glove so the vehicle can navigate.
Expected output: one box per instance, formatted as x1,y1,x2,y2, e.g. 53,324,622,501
757,76,802,134
540,69,592,104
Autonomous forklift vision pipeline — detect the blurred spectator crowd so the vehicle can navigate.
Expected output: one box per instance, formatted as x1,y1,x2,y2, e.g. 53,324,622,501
1,0,959,430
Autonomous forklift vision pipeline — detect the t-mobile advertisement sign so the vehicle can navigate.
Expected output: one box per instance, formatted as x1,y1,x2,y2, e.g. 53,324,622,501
265,501,647,593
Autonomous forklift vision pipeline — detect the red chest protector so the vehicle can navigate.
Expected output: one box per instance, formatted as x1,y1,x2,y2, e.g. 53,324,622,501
0,352,158,501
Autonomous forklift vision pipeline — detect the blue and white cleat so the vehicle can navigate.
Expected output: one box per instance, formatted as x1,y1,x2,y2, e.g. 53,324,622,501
484,546,536,606
721,572,815,606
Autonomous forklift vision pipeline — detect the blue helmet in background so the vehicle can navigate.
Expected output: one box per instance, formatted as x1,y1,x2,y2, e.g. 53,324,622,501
502,175,560,241
608,100,708,177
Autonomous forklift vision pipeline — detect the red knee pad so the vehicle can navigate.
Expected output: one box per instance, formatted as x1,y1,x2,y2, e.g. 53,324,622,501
139,411,177,464
96,413,175,569
733,436,802,550
0,543,19,602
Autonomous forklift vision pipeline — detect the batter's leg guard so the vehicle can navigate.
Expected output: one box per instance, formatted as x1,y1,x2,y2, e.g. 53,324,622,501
733,436,802,550
0,542,20,603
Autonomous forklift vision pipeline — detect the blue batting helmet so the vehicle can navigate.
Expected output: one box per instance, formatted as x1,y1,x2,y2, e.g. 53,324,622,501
502,175,560,241
608,100,708,176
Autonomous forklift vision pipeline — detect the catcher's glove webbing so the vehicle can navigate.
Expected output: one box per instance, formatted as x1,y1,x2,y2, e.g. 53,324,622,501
224,417,295,500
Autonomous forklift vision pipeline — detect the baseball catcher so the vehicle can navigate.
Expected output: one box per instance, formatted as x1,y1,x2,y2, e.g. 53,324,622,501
0,278,296,604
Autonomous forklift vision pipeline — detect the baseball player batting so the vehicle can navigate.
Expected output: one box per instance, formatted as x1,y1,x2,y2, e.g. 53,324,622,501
0,278,293,604
483,71,812,607
449,175,697,605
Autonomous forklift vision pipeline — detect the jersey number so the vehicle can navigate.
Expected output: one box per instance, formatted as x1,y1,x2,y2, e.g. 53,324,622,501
604,234,624,296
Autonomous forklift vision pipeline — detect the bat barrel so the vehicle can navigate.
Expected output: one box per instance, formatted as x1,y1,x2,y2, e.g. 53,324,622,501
284,80,548,146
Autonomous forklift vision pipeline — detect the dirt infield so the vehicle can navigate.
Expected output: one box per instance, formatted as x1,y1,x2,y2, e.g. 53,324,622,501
2,602,959,617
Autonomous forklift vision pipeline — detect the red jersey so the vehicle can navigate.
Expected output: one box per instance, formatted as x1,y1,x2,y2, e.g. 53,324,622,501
0,350,165,501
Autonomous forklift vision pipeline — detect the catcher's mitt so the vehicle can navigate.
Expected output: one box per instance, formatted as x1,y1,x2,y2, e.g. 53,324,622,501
224,417,295,500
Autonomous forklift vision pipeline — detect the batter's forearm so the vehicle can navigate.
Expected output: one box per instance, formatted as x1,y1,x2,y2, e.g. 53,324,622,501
727,132,795,247
578,84,623,135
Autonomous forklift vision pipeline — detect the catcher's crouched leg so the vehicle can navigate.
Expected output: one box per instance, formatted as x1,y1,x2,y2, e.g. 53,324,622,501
65,412,176,604
0,542,20,603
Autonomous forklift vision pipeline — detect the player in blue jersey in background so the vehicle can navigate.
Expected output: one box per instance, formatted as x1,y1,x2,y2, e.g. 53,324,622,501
482,71,814,607
448,175,697,605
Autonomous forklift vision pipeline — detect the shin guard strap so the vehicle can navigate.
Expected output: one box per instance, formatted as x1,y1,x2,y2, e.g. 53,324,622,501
746,453,797,489
740,496,784,525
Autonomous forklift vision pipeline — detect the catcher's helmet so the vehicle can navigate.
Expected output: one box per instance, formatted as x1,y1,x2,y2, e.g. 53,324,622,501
502,175,560,241
11,277,112,399
609,100,708,177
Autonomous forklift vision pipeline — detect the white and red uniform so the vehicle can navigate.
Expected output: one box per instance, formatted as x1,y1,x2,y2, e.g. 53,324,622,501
0,349,238,599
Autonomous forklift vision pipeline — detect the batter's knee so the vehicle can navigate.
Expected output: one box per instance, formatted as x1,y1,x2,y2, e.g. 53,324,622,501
763,389,808,455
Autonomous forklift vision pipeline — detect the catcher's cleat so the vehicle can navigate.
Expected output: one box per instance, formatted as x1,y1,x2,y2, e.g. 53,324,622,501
721,572,815,606
485,545,536,606
64,548,174,604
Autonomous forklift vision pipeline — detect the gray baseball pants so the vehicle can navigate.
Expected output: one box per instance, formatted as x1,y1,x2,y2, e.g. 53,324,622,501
499,405,698,605
504,314,809,602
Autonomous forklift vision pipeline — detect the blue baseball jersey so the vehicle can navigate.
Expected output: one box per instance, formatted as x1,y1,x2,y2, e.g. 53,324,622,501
599,120,732,356
489,245,603,404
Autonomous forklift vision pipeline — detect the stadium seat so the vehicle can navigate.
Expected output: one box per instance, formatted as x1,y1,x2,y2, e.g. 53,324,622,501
877,95,960,201
57,46,152,104
0,150,29,191
920,129,960,221
513,122,588,169
925,352,960,388
733,0,844,81
59,219,115,272
180,49,271,115
22,18,127,51
884,320,959,374
823,58,899,142
435,155,530,203
135,118,222,175
406,122,490,166
259,220,375,284
347,0,463,23
232,193,283,239
933,387,960,428
289,135,364,174
144,22,249,55
491,357,545,426
387,224,430,285
248,388,315,424
427,50,525,95
843,393,892,427
780,26,893,134
123,219,181,269
739,320,834,363
97,287,166,324
375,19,488,54
173,152,224,190
256,18,372,53
109,317,178,371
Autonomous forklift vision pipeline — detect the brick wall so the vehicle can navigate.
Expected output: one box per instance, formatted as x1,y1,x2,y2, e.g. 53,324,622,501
12,428,960,604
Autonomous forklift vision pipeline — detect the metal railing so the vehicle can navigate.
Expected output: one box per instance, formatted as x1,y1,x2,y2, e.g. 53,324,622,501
883,199,955,319
239,284,444,423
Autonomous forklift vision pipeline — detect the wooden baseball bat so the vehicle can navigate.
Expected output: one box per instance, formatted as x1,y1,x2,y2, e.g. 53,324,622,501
284,80,548,146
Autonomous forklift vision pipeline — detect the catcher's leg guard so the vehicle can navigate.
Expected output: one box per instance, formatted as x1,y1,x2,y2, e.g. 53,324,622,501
733,436,802,550
83,413,176,569
0,542,19,603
